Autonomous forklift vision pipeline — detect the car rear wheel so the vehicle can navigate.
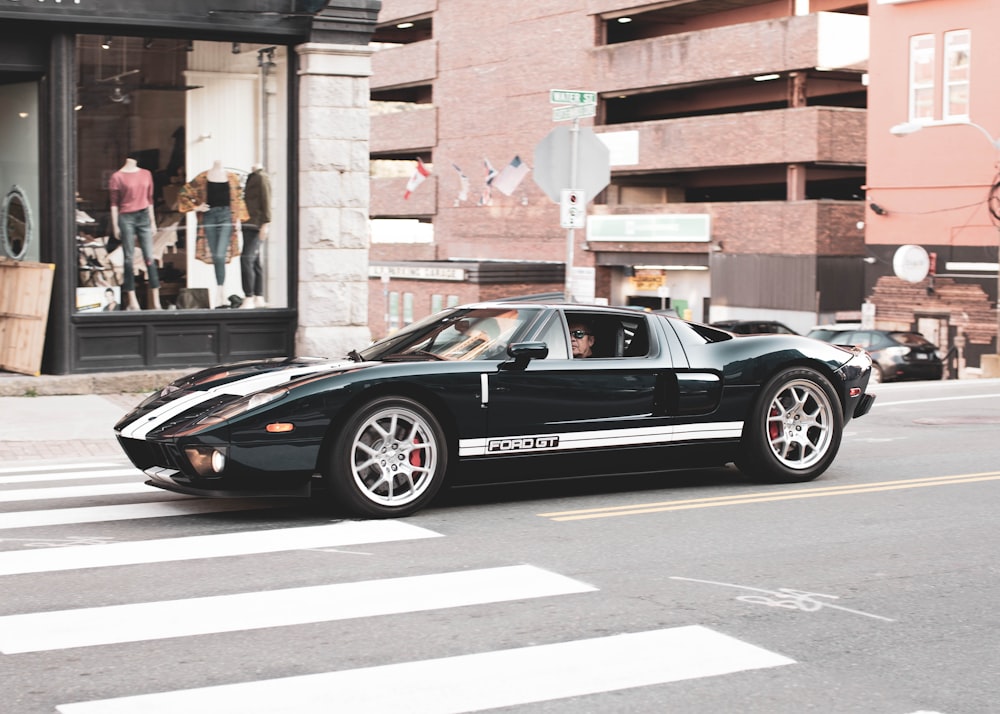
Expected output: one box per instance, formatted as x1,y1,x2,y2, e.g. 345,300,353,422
869,363,884,385
327,396,448,518
736,367,843,484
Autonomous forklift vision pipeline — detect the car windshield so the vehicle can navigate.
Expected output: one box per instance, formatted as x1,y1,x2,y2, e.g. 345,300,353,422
891,332,933,346
807,329,842,341
359,307,541,362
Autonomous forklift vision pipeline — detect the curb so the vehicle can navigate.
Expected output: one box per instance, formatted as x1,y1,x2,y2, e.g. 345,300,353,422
0,369,192,397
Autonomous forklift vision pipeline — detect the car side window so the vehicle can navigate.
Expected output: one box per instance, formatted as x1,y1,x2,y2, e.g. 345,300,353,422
535,316,568,359
563,312,651,358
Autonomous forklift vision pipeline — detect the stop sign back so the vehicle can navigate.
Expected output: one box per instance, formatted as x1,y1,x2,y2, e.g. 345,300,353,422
533,125,611,203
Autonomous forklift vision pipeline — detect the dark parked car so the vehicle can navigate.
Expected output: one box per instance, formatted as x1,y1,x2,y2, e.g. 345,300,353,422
711,320,799,335
806,326,943,384
116,302,875,518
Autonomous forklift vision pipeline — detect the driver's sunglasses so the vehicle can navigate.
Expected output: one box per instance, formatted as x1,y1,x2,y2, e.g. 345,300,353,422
569,330,591,339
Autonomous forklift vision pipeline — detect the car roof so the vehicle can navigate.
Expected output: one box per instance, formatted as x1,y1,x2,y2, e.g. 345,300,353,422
464,301,661,317
808,323,861,332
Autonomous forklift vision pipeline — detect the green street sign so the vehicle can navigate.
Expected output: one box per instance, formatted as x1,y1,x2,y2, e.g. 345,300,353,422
550,89,597,106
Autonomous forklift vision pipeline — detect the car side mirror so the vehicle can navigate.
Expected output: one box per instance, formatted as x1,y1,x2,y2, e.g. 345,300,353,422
501,341,548,370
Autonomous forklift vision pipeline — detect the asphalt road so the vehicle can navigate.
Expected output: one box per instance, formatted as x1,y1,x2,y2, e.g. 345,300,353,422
2,378,999,713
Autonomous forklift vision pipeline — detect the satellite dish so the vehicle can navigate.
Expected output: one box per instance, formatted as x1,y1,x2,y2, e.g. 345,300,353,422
892,244,930,283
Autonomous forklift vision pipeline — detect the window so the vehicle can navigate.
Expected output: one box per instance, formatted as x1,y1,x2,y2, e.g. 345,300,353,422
388,291,399,331
908,34,935,123
74,35,288,313
430,294,443,315
943,30,970,121
402,292,414,326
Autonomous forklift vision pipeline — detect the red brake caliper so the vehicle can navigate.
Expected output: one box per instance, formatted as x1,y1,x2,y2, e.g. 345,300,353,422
409,435,423,467
768,406,780,440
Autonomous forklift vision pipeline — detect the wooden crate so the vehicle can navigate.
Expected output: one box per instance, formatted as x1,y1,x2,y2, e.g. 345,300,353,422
0,259,55,376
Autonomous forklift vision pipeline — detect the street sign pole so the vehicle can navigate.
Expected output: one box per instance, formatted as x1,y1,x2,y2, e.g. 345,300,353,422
566,116,580,301
538,89,607,300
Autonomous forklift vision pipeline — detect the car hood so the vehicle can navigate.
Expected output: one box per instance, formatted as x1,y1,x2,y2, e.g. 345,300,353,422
160,356,362,396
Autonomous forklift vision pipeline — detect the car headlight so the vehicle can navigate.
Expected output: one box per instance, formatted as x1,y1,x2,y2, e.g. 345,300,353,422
196,388,289,427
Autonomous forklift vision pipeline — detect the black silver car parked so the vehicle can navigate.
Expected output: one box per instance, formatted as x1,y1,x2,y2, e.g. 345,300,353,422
807,326,943,384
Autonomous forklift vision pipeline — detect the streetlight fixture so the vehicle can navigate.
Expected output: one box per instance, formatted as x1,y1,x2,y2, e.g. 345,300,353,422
889,120,1000,151
890,119,1000,367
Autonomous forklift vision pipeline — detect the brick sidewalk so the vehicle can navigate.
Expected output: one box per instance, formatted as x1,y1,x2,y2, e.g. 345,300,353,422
0,439,125,463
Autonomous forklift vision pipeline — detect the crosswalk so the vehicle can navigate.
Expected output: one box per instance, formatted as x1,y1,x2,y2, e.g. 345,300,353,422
1,459,796,713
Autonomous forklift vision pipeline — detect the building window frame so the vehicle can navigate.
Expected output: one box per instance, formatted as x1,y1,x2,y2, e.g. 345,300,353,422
943,29,970,122
908,33,935,124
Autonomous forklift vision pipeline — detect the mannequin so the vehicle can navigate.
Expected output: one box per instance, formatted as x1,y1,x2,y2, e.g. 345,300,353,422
178,160,249,307
240,163,272,308
109,153,162,310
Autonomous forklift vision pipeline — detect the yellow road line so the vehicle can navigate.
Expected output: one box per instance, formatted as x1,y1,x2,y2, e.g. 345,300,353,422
539,471,1000,522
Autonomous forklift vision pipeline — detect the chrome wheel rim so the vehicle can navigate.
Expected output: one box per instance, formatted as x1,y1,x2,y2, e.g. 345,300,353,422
765,379,835,470
350,406,438,507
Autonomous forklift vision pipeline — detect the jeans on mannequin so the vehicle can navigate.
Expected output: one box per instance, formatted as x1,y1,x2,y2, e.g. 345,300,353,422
118,210,160,292
241,224,264,298
203,205,232,285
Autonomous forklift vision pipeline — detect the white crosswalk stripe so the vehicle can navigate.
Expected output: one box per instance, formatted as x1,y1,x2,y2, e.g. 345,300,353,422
0,467,143,484
0,520,441,576
55,626,794,714
0,498,275,529
0,565,596,653
0,481,153,503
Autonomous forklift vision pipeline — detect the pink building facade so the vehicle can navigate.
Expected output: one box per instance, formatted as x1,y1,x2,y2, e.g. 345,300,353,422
866,0,999,373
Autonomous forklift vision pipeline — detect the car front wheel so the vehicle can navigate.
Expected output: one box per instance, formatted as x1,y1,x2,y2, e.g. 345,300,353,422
736,367,843,484
327,396,448,518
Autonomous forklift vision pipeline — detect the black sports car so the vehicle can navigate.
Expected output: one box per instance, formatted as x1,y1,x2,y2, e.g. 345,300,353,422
115,302,876,518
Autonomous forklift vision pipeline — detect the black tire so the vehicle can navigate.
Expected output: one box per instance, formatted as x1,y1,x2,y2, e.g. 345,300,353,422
326,396,448,518
869,363,884,385
736,367,843,484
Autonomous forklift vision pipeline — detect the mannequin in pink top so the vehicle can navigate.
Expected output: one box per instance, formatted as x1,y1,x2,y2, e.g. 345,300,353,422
109,153,162,310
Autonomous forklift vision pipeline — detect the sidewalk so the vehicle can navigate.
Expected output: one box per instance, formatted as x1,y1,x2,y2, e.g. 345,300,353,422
0,368,191,463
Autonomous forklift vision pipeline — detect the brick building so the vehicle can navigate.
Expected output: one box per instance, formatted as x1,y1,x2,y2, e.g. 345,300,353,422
366,0,869,339
865,0,999,375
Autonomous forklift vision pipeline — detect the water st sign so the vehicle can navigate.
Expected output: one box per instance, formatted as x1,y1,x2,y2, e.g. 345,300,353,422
550,89,597,106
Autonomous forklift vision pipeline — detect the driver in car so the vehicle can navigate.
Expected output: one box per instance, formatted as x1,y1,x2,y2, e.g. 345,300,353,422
568,321,595,358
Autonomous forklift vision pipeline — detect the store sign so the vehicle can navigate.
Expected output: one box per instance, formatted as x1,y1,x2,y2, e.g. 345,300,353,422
631,273,666,291
587,214,711,243
370,265,466,282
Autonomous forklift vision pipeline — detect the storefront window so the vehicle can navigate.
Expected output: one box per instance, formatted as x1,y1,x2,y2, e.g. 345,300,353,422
74,35,287,313
0,82,39,263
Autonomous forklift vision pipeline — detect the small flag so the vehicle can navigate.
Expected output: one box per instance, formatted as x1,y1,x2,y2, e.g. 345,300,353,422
493,155,531,196
479,158,499,206
452,162,470,203
403,158,430,199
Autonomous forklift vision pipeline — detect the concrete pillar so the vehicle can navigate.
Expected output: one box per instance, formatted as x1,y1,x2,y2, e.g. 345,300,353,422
295,42,374,358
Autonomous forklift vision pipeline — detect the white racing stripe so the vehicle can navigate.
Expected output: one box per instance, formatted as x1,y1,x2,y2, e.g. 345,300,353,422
459,421,743,457
0,468,140,485
0,565,595,654
118,361,353,440
0,482,152,504
0,520,441,576
0,499,275,530
56,625,793,714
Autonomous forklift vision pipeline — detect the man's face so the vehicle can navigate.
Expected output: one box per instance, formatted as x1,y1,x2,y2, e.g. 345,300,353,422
568,324,594,358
